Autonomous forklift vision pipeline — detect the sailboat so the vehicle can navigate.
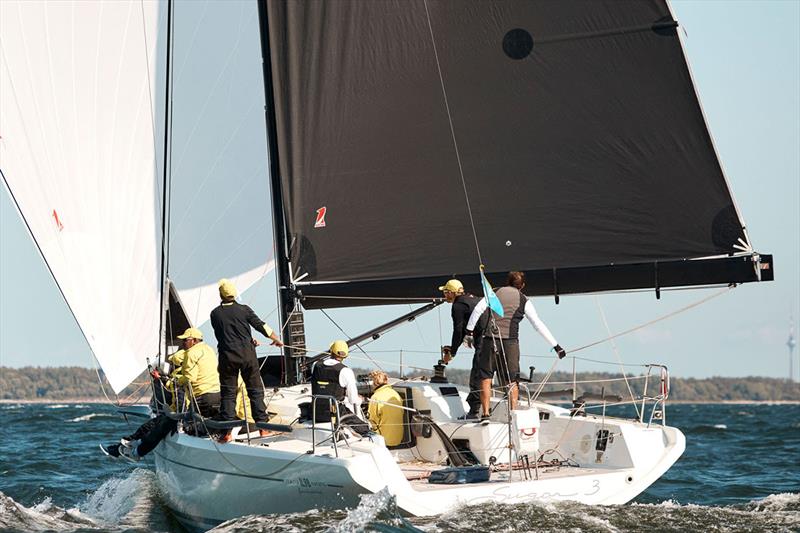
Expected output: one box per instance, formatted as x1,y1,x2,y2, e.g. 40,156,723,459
1,0,775,530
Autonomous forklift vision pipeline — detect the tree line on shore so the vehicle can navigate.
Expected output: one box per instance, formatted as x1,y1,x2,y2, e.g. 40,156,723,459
1,365,798,402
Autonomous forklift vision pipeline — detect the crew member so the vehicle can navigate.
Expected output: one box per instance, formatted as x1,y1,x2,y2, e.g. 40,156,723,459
177,327,221,418
210,278,282,441
438,278,487,420
367,370,404,446
311,340,364,423
101,327,223,461
466,271,566,415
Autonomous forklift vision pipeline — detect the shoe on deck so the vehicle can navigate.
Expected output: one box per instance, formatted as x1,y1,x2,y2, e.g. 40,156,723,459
458,411,480,421
259,429,277,438
218,431,233,444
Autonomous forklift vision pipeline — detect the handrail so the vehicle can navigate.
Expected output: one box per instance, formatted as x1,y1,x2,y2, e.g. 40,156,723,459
311,394,340,458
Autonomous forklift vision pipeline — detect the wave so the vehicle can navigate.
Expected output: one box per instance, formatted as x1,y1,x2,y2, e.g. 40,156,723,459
201,491,800,533
0,493,95,532
2,476,797,533
0,469,168,533
68,413,114,422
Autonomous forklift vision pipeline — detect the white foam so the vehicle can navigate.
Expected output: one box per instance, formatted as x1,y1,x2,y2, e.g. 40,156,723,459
332,487,394,533
46,404,71,409
746,492,800,512
68,413,111,422
713,424,727,429
81,469,152,523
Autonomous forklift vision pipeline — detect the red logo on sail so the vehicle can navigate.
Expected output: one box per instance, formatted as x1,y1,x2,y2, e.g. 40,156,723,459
314,207,327,228
52,209,64,231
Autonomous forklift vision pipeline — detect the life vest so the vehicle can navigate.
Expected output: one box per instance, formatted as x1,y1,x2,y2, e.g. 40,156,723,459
488,287,527,339
311,361,346,422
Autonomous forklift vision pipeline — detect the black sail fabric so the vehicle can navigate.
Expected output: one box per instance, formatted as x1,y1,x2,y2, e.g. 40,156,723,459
262,0,767,308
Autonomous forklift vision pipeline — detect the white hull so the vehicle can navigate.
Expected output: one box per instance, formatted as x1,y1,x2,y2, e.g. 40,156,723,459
152,381,685,530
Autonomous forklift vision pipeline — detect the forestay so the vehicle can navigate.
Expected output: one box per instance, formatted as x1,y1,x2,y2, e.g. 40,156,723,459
0,0,165,392
262,0,770,308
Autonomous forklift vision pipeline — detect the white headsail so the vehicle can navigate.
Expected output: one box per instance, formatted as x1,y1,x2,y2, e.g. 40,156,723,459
177,259,276,329
1,0,165,392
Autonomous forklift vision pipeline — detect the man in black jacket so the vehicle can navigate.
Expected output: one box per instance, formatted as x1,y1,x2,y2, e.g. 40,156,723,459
210,278,282,441
439,279,486,420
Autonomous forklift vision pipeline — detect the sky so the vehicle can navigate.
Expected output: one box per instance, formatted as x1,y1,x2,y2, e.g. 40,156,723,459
1,0,798,382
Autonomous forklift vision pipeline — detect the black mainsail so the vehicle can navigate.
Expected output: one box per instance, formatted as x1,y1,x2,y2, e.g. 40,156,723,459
259,0,773,311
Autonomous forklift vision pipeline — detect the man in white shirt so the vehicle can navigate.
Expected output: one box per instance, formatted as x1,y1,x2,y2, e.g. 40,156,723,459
310,340,365,422
466,271,566,416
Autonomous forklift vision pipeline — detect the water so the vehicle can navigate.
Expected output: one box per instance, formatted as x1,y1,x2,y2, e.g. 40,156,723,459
1,403,798,532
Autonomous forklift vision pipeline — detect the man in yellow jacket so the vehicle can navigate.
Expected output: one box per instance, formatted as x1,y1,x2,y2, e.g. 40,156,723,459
103,327,221,461
178,327,258,426
367,371,405,447
177,327,221,418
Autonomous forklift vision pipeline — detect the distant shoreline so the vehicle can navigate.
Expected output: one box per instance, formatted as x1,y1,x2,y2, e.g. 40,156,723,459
2,398,799,405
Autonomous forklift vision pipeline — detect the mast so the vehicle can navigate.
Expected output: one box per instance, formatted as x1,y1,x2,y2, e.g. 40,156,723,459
157,0,174,366
257,0,304,385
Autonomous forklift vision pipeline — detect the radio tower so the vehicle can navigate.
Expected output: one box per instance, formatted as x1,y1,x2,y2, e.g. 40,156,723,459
789,317,797,382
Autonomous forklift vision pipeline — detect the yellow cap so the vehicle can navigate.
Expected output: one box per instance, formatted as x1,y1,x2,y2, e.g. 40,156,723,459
438,279,463,293
218,278,238,300
177,327,203,340
329,340,349,358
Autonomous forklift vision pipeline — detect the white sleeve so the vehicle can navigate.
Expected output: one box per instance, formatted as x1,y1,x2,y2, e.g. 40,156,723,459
466,297,488,331
339,367,365,420
524,300,558,347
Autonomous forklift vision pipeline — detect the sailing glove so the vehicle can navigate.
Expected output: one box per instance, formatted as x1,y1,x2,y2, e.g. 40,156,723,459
554,344,567,359
463,333,474,349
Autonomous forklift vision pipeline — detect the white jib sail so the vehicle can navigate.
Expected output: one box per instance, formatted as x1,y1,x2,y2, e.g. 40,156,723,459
177,259,276,329
1,1,165,392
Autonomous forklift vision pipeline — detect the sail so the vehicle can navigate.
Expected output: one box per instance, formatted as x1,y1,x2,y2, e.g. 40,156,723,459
176,259,275,329
0,0,165,392
261,0,772,308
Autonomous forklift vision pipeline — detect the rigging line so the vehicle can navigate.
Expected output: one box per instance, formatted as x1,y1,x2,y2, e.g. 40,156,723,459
594,295,640,420
187,389,310,479
422,0,482,266
408,304,428,346
189,219,270,285
168,2,248,177
139,0,163,213
93,365,119,406
169,99,262,237
567,285,734,354
319,309,385,371
171,164,265,277
172,0,210,82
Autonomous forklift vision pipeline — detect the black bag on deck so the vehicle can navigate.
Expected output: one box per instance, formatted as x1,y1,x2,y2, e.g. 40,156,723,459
428,465,490,485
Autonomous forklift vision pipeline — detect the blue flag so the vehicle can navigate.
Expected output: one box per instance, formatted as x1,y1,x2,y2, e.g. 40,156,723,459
480,270,504,317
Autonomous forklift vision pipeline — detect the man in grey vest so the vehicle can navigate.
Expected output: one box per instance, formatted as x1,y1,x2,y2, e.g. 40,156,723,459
466,271,566,417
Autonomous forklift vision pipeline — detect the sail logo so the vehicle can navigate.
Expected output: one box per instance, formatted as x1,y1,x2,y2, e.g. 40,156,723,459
314,207,327,228
52,209,64,231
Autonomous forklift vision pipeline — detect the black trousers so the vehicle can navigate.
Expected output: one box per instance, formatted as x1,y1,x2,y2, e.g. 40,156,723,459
465,337,484,413
194,391,220,419
135,415,177,457
218,344,268,423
